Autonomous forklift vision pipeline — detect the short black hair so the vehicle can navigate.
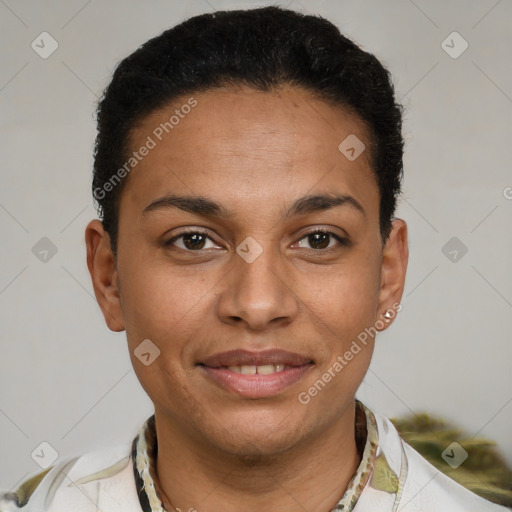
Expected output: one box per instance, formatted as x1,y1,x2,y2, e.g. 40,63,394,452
92,5,404,255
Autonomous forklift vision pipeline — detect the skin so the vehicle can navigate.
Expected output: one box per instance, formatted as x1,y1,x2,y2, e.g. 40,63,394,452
86,85,408,512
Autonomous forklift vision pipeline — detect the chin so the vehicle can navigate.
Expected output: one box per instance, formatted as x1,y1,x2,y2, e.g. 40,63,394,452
206,413,308,460
216,436,299,464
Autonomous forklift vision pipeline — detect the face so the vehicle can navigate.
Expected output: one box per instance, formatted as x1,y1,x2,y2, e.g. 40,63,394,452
86,85,408,458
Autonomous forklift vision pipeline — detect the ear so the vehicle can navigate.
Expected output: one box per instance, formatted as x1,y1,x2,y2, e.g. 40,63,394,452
85,219,125,332
376,218,408,331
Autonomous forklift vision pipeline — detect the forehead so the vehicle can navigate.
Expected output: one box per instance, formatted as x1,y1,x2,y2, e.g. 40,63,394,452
121,85,379,221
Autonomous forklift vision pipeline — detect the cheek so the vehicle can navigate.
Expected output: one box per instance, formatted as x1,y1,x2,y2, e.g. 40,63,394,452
297,255,381,391
338,270,380,332
301,253,381,332
118,256,206,348
299,264,379,403
119,265,199,403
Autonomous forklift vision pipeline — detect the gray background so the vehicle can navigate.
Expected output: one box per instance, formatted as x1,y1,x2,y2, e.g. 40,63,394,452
1,0,511,491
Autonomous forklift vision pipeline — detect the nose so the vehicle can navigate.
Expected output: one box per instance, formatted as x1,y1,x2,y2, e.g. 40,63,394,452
216,237,299,331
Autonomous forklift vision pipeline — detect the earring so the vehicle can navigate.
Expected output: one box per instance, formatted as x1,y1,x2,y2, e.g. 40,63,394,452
384,310,393,322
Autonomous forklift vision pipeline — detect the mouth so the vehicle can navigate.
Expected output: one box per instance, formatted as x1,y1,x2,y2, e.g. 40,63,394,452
219,363,293,375
197,349,314,399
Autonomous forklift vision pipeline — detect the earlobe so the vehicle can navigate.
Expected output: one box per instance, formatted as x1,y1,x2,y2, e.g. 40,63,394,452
376,218,408,331
85,219,125,332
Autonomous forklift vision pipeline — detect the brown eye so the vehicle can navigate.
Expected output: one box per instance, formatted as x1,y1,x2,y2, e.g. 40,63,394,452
296,230,349,251
164,230,218,251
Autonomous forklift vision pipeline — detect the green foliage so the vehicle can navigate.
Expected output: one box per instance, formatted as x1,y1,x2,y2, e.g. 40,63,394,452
390,412,512,508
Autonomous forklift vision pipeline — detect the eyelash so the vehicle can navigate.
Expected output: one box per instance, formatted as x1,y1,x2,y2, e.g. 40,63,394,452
164,228,350,254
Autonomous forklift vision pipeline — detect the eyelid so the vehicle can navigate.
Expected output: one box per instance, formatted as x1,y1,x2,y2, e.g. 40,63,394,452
298,226,349,240
164,227,219,247
294,228,350,251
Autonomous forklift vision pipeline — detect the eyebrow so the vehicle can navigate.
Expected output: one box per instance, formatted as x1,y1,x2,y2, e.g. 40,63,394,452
142,192,366,220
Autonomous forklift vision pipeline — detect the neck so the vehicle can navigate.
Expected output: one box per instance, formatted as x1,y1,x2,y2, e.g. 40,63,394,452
152,401,362,512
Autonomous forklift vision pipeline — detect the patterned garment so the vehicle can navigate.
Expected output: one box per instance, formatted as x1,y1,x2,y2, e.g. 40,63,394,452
1,400,509,511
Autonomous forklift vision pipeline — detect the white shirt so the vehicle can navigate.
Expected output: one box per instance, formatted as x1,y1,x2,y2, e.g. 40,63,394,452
1,402,509,511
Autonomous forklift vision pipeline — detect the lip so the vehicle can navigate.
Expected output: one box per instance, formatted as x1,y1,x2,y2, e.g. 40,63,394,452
200,349,313,368
198,349,314,399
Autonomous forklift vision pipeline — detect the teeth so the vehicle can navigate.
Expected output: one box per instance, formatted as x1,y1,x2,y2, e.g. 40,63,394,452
226,364,286,375
256,364,275,375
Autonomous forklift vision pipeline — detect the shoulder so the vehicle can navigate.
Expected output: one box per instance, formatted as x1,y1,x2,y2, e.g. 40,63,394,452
0,443,142,512
400,441,510,511
370,409,510,511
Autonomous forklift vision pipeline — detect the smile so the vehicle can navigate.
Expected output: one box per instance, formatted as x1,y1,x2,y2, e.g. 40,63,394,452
198,349,314,398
